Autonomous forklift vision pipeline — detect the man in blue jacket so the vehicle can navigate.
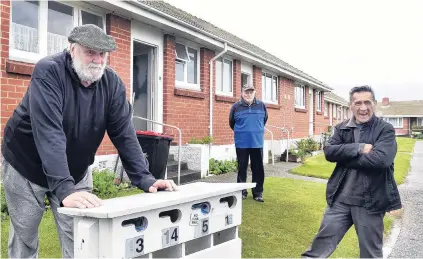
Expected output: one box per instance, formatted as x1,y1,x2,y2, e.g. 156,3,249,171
302,85,402,258
229,84,268,202
1,24,177,258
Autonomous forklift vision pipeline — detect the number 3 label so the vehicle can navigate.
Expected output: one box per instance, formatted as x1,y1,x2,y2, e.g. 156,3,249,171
125,235,144,258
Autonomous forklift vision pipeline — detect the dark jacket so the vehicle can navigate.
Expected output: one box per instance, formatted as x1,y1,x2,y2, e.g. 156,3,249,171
324,115,402,214
1,50,157,204
229,98,268,148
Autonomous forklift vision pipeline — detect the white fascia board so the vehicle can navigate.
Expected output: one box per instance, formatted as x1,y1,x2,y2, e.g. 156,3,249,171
379,115,423,118
325,98,348,107
102,0,332,91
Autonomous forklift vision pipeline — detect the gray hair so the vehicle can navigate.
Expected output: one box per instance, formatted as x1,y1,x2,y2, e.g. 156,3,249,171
349,85,376,103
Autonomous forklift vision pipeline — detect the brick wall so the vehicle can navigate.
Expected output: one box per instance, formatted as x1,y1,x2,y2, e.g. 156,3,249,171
314,91,330,135
162,34,210,144
0,3,131,156
395,117,410,135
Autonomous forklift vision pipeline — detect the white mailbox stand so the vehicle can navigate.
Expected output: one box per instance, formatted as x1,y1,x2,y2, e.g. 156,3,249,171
58,182,255,258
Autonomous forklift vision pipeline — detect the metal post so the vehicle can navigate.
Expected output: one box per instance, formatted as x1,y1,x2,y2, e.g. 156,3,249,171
266,124,291,163
132,116,182,186
264,127,274,165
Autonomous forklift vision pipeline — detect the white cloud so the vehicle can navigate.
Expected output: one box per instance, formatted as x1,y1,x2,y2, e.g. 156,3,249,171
165,0,423,101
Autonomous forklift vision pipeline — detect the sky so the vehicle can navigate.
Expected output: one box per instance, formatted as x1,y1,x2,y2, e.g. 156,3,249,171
164,0,423,101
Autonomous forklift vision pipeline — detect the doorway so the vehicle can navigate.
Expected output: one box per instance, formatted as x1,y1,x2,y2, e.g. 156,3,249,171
132,41,156,131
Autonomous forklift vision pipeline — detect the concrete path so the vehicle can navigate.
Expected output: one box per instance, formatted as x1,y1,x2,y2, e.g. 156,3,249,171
387,141,423,258
195,161,328,184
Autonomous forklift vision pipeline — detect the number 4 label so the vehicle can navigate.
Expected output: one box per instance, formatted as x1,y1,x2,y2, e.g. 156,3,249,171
162,226,179,248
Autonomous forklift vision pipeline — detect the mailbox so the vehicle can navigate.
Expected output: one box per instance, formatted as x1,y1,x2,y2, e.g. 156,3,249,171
58,182,255,258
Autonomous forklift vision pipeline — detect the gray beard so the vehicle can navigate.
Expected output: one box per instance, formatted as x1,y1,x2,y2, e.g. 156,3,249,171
72,57,106,85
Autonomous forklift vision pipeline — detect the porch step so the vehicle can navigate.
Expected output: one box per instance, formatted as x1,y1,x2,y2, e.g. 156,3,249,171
167,169,202,185
166,160,188,172
168,154,175,162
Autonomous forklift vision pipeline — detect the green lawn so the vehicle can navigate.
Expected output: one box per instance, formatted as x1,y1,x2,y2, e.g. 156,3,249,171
1,178,394,258
291,137,417,185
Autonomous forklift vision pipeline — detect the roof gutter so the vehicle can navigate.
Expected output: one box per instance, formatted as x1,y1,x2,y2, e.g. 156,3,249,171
130,1,332,91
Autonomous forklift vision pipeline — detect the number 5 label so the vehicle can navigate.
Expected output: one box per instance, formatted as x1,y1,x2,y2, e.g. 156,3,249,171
195,218,209,237
162,226,179,248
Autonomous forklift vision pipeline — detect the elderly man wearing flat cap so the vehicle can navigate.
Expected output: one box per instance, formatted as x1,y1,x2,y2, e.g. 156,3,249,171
1,24,177,258
229,84,268,202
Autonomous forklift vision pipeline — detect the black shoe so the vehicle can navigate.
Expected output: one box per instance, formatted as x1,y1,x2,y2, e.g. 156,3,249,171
242,190,248,200
253,193,264,202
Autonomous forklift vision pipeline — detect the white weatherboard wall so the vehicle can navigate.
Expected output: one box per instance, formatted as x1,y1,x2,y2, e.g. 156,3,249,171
58,182,255,258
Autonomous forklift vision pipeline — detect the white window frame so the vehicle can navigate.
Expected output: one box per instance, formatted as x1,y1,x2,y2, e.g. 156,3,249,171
316,91,322,112
295,84,306,108
324,101,329,116
241,72,252,89
261,71,278,104
9,1,106,64
383,117,403,128
417,118,423,126
174,39,201,91
333,104,337,118
215,56,233,96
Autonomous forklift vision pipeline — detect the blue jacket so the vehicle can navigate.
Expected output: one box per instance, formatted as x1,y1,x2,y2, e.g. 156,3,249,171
229,98,268,148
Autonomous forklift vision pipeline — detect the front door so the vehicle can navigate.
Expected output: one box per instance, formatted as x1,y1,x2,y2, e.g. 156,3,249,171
132,41,156,131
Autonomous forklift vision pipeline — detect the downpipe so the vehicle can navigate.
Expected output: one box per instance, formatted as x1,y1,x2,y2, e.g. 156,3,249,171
208,43,228,175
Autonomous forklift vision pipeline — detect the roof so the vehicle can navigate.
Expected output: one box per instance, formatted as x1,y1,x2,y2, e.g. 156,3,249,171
376,100,423,117
138,0,330,89
325,92,349,106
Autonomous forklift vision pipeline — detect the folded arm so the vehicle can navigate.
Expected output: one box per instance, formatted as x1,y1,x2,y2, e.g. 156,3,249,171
323,126,363,163
345,124,397,169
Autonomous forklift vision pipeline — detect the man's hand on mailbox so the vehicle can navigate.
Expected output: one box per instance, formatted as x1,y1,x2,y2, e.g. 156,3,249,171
148,179,179,193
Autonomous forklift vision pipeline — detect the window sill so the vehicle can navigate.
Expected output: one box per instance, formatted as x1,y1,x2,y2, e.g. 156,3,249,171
265,103,281,110
175,82,201,91
295,108,308,113
174,88,205,99
316,111,323,115
215,95,237,103
6,59,35,76
324,115,329,119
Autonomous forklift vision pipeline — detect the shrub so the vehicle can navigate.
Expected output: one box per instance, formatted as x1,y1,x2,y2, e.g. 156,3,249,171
209,159,238,175
188,136,214,144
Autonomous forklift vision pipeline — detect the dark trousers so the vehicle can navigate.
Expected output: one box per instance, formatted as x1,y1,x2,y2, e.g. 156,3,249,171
236,148,265,195
302,201,385,258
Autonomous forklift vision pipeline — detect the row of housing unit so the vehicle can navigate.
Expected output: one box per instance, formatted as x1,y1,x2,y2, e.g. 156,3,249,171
0,0,352,169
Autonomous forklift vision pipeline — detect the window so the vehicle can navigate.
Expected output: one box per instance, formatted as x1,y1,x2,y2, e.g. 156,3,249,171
333,104,337,118
316,91,322,111
261,72,278,102
215,57,233,95
10,1,105,63
324,102,329,116
175,42,200,90
295,85,305,108
383,117,403,128
241,73,251,88
417,118,423,126
344,108,348,119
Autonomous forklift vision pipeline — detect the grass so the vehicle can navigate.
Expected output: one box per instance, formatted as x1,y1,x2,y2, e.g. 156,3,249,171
291,137,417,185
2,178,395,258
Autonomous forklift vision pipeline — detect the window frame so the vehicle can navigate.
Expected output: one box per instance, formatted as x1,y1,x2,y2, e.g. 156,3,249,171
9,1,106,64
174,39,201,91
315,91,322,112
261,71,278,104
294,84,306,108
215,56,234,96
324,101,329,116
417,118,423,126
383,117,404,128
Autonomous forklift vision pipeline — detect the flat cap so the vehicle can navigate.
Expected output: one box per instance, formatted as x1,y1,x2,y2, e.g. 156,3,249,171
68,24,116,52
242,84,255,91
